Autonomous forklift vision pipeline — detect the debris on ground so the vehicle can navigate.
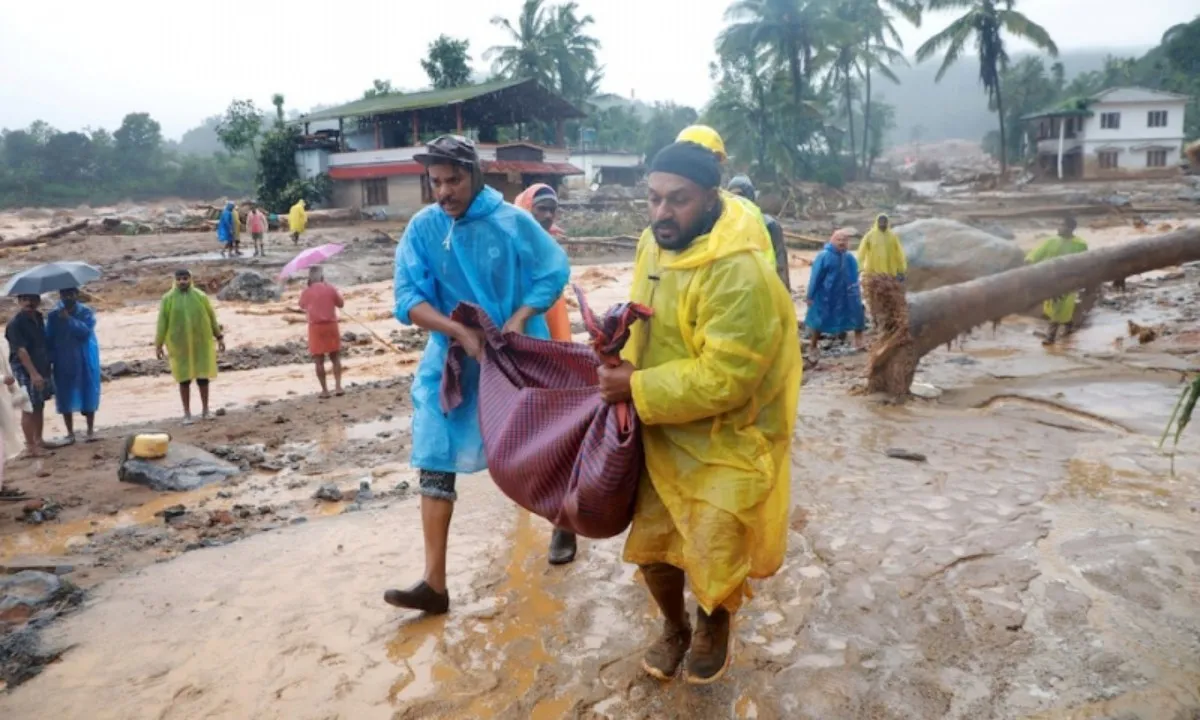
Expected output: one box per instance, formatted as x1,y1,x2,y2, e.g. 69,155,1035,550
885,448,928,462
313,484,343,502
118,443,241,492
216,270,282,303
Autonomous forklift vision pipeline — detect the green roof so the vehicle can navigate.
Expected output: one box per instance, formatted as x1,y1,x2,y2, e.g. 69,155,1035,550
1021,97,1095,121
298,77,584,124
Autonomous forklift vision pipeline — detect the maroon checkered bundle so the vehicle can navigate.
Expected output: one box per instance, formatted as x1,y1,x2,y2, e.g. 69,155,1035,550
441,287,652,538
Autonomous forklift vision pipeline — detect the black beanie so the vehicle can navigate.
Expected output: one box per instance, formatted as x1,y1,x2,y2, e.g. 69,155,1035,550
650,142,722,190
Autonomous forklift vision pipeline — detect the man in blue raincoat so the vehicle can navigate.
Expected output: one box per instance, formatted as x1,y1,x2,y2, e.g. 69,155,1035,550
384,136,570,615
46,288,102,443
217,202,236,258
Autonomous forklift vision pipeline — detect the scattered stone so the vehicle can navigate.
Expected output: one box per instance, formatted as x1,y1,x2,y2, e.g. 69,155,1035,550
215,408,227,417
216,491,233,500
208,510,235,526
357,480,373,501
119,441,241,492
289,517,308,525
107,361,133,378
886,448,927,463
157,504,187,520
1105,194,1131,207
342,331,359,343
909,382,943,400
273,415,287,425
0,571,81,628
313,484,343,502
216,270,282,303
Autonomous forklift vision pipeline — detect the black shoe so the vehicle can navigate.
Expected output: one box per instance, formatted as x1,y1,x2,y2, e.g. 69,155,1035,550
548,529,577,565
384,581,449,615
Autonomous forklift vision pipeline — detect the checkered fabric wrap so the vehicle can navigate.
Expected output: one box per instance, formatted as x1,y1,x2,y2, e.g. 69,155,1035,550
441,286,652,538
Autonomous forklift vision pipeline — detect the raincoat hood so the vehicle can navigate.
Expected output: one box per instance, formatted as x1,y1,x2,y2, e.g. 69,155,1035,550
648,194,770,272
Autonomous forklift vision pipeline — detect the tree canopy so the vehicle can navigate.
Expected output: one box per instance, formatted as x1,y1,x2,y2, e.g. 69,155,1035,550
422,35,473,90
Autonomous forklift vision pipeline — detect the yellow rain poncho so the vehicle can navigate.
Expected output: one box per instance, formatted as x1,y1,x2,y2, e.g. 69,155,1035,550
622,196,802,614
857,215,907,278
1026,234,1088,323
155,287,221,383
288,200,308,235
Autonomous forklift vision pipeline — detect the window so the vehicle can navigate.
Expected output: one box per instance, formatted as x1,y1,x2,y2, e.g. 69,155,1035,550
363,178,388,207
1098,151,1119,169
1100,112,1121,130
1147,110,1168,128
1147,150,1168,168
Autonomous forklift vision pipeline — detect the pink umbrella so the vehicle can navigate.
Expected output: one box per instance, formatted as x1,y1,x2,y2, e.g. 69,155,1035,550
278,243,345,281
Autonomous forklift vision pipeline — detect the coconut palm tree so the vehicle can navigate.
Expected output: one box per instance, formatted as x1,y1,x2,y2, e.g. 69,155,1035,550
547,2,602,104
487,0,557,88
271,94,286,125
915,0,1057,176
719,0,832,105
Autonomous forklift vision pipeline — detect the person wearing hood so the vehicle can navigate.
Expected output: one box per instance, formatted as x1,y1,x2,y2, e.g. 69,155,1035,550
155,269,225,425
597,141,801,684
45,288,102,443
384,136,571,616
857,213,907,330
805,229,866,355
216,202,237,258
514,183,572,344
726,175,790,290
288,199,308,246
1026,216,1088,344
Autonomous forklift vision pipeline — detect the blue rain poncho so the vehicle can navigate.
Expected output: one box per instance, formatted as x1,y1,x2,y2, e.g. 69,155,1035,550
217,202,235,245
394,185,570,474
45,301,101,415
804,242,866,335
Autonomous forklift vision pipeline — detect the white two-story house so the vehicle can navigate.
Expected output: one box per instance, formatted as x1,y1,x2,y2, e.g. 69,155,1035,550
1024,87,1189,180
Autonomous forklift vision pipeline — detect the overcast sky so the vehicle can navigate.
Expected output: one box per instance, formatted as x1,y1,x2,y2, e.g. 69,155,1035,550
0,0,1188,139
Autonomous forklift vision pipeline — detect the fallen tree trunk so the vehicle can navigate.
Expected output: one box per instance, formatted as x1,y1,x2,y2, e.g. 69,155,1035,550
868,226,1200,395
2,220,90,248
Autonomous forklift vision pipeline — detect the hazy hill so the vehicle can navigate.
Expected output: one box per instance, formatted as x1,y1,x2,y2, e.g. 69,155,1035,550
884,48,1150,145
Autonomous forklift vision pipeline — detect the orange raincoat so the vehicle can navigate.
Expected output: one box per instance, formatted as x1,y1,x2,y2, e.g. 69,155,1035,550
514,184,572,341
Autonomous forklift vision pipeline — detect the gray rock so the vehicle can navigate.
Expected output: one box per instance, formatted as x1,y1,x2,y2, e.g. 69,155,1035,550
1105,193,1131,207
107,361,133,378
0,571,80,625
313,484,343,502
895,219,1027,292
119,442,241,492
216,270,282,303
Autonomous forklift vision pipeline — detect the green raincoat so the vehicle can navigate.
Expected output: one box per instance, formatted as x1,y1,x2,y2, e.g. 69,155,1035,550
155,287,221,382
1025,234,1089,323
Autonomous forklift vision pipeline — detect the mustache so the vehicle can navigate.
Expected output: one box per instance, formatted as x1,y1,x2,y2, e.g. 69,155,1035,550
652,219,680,234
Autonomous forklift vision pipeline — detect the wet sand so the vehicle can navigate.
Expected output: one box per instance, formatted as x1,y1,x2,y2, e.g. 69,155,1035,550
1,229,1199,717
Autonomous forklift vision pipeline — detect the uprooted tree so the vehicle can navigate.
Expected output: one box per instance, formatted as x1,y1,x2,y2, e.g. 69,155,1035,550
866,226,1200,396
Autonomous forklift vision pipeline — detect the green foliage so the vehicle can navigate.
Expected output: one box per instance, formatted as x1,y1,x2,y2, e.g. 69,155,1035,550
363,79,397,99
255,125,302,213
0,113,254,208
641,103,699,160
488,0,601,107
422,35,473,90
590,106,643,152
216,99,264,158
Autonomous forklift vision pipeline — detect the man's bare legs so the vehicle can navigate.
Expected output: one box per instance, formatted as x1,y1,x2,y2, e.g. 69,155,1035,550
384,471,455,614
84,412,95,441
198,379,211,419
62,412,75,443
314,355,329,398
330,353,343,396
178,382,193,424
21,409,44,457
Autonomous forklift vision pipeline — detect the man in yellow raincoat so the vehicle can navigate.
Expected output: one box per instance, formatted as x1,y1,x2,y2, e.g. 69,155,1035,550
289,199,308,246
1026,216,1088,344
598,141,801,685
857,213,907,330
155,269,225,425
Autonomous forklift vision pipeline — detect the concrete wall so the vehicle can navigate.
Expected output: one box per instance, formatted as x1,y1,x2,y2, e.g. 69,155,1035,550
1081,100,1187,145
294,149,330,180
565,152,642,188
330,176,424,215
1081,138,1182,179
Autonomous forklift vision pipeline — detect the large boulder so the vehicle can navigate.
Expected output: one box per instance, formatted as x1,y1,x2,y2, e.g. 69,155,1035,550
217,270,281,303
895,219,1027,292
119,440,241,492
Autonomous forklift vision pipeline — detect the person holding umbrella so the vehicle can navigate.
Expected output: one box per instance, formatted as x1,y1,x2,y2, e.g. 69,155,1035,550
2,261,102,455
155,269,225,425
46,288,102,443
6,294,54,456
298,266,344,398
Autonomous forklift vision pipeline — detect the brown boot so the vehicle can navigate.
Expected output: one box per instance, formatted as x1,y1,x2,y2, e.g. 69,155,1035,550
640,564,691,680
685,607,732,685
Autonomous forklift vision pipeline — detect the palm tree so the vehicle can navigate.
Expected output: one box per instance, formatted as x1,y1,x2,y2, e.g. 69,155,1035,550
915,0,1057,176
547,2,602,104
719,0,831,105
487,0,556,88
271,94,285,125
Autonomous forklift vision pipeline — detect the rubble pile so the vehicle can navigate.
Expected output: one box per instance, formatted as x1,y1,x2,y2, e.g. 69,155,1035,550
877,139,1000,186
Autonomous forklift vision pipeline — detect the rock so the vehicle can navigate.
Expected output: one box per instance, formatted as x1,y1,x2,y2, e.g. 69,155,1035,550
909,382,943,399
157,504,187,520
895,219,1027,292
214,408,227,417
119,442,241,492
342,331,359,343
107,361,132,378
313,484,343,502
967,221,1015,240
215,271,282,303
0,572,80,627
1105,193,1131,208
208,510,235,526
357,480,373,501
886,448,927,463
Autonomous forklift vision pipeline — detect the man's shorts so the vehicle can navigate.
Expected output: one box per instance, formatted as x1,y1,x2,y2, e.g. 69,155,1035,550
10,363,54,413
418,470,457,502
251,232,264,241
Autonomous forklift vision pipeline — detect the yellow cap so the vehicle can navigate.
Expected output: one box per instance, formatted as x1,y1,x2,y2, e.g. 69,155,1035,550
675,125,727,162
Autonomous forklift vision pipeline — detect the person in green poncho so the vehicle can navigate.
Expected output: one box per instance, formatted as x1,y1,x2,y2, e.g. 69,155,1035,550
155,269,225,425
1026,216,1088,345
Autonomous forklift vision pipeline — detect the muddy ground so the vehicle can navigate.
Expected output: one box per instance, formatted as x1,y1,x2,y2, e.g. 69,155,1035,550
0,196,1198,718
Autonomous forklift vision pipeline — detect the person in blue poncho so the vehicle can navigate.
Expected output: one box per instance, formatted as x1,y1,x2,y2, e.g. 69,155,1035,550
45,288,101,443
216,202,236,258
384,135,571,615
804,229,866,358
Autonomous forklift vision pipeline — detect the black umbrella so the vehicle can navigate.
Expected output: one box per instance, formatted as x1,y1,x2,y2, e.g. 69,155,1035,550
2,262,102,297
